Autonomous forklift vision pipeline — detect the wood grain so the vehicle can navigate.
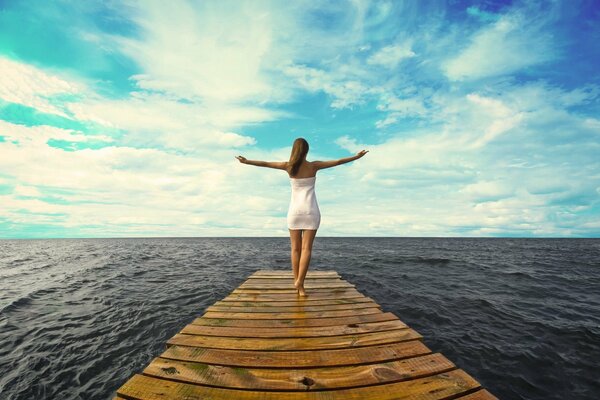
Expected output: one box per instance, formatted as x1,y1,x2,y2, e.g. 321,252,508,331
114,269,497,399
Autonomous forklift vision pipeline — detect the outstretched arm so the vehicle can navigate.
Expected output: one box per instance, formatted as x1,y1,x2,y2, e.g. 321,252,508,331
235,156,287,170
313,150,369,171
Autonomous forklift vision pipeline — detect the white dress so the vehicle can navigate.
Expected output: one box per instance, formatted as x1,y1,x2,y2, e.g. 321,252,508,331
287,176,321,230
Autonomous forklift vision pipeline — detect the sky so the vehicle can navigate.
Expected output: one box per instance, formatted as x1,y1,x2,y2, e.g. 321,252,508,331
0,0,599,238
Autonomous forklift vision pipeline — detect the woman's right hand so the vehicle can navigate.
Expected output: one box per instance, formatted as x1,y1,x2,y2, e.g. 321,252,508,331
356,150,369,158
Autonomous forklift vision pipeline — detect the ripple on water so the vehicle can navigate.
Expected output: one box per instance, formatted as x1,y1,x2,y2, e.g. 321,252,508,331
0,237,599,400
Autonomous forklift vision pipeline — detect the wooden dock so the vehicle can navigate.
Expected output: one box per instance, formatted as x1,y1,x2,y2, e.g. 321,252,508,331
115,269,498,399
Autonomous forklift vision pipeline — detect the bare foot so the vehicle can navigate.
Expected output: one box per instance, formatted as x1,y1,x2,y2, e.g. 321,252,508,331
294,279,306,296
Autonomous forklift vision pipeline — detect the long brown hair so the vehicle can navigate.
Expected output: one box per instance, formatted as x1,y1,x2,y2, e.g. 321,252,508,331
287,138,309,177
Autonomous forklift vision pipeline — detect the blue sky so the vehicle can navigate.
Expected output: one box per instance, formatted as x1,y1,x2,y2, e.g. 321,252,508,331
0,0,599,238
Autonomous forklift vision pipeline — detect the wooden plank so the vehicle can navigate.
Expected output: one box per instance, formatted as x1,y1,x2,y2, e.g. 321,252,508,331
215,296,377,307
248,275,342,279
180,319,408,338
252,269,339,273
142,352,456,390
166,328,422,350
114,269,496,398
231,287,352,296
244,278,345,283
191,312,400,328
205,301,380,313
201,307,382,319
231,289,363,296
239,282,354,289
252,270,339,276
249,275,341,280
223,291,366,301
245,277,343,281
161,340,432,368
118,369,481,399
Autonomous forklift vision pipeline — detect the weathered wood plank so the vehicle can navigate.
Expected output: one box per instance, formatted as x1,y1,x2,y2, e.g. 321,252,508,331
205,301,380,313
181,319,408,338
232,288,357,294
161,340,432,368
239,282,354,289
201,307,382,320
215,296,377,307
249,274,341,280
243,278,346,284
167,328,422,350
248,275,342,279
223,291,366,301
252,270,339,276
114,269,496,398
191,312,400,328
118,369,481,399
142,353,456,391
250,270,338,273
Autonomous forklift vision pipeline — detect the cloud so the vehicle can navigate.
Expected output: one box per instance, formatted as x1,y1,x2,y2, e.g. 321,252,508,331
282,63,380,109
466,6,501,23
0,119,114,147
66,92,268,150
464,93,525,148
375,94,428,127
442,3,559,81
367,41,416,68
13,185,42,198
461,180,514,202
1,0,599,237
0,56,84,117
334,135,361,152
0,119,291,237
109,1,283,103
322,74,600,236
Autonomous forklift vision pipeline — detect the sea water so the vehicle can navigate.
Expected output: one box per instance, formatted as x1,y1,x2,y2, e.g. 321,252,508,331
0,237,599,399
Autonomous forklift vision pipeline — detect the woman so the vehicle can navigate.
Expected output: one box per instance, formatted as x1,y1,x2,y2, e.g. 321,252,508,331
235,138,368,296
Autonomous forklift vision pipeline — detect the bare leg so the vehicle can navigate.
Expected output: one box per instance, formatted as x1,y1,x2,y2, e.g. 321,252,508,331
295,229,317,296
289,229,302,283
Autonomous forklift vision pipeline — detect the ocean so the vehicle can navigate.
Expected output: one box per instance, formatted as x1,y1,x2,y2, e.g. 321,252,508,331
0,237,598,399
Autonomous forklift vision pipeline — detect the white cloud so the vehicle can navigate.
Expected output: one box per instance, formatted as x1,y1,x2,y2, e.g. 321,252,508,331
0,121,288,236
1,1,599,237
367,41,416,68
375,95,428,126
334,135,363,153
0,56,84,117
282,63,380,109
375,115,398,128
442,6,558,81
110,1,281,103
13,185,42,197
0,120,113,146
320,75,600,236
461,180,514,201
66,93,266,150
465,93,525,148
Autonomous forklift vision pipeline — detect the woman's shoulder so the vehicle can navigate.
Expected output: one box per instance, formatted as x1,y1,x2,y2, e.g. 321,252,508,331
287,160,318,178
307,160,319,173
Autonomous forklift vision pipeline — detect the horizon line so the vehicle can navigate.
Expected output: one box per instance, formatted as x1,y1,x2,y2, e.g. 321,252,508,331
1,236,598,240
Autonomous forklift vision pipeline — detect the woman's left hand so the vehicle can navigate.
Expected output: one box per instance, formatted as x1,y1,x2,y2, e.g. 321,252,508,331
235,155,248,164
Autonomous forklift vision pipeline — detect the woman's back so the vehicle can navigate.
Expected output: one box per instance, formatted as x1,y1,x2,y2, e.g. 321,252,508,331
287,160,317,179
